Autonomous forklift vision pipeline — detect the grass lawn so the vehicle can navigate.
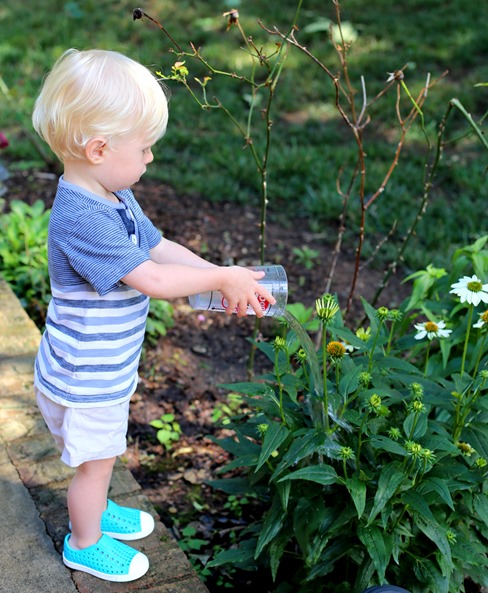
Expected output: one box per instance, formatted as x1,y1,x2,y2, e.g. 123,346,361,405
1,0,487,272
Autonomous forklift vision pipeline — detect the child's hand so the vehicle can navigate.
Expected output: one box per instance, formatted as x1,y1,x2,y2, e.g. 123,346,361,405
220,267,276,318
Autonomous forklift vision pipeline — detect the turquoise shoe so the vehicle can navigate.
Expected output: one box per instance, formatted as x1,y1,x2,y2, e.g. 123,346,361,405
68,499,155,541
101,499,155,540
63,533,149,582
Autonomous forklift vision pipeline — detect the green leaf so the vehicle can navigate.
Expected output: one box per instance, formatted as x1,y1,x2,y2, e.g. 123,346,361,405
346,474,367,519
306,538,355,581
413,512,452,570
207,539,256,568
293,497,329,559
418,477,454,510
255,498,286,558
280,373,302,403
369,435,407,456
271,429,324,479
156,428,175,443
269,533,289,581
218,381,273,397
367,462,406,524
401,490,435,522
420,435,460,455
338,366,362,399
474,493,488,528
278,464,339,486
207,477,250,495
462,423,488,460
361,298,380,333
255,423,290,472
413,557,449,593
374,356,420,373
403,412,428,439
357,524,390,582
276,479,291,511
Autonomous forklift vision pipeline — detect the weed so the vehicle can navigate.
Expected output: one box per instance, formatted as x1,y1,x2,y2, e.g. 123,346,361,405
149,413,182,451
0,198,50,326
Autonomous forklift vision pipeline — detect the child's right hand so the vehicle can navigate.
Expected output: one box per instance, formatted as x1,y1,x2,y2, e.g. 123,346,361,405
219,266,276,318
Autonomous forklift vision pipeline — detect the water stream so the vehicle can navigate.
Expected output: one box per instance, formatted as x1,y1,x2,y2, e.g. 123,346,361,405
282,310,351,432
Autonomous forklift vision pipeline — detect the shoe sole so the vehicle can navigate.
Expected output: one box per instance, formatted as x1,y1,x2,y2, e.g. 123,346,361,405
102,524,154,541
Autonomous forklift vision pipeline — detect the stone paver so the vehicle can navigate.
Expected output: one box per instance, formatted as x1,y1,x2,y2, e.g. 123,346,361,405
0,278,209,593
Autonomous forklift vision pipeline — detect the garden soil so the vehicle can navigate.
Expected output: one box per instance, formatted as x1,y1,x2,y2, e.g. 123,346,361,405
5,167,424,591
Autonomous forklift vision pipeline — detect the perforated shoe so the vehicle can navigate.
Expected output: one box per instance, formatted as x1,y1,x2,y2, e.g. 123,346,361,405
68,499,155,541
101,499,155,540
62,533,149,582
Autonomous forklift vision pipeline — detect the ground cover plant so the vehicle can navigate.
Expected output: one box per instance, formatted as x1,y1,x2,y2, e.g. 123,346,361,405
207,239,488,592
1,1,488,591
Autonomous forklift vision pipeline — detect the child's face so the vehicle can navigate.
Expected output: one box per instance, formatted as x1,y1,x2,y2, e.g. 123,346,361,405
99,134,155,192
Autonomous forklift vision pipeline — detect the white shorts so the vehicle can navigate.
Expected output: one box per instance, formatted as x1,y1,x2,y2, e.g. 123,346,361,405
35,387,131,468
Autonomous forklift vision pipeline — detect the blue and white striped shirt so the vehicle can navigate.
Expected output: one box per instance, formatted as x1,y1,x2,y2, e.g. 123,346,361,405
34,177,162,407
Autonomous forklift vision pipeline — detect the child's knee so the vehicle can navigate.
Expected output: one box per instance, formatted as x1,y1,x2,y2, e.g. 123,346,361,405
77,456,116,478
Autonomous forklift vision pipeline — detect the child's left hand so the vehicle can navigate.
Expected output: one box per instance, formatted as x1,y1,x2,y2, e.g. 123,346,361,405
219,266,276,318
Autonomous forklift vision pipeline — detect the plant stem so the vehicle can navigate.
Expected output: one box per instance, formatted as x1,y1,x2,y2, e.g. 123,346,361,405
460,305,474,377
424,342,431,376
472,330,488,378
367,320,383,373
322,326,330,431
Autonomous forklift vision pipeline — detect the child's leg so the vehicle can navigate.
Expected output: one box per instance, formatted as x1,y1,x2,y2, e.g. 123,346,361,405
67,456,116,550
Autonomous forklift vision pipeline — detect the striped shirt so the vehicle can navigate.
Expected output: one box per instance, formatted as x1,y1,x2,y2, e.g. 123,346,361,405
34,177,162,407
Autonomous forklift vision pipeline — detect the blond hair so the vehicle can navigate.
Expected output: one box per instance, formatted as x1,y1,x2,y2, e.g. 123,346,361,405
32,49,169,161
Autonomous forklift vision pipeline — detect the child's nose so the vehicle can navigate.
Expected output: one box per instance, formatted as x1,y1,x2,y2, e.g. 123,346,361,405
146,150,154,164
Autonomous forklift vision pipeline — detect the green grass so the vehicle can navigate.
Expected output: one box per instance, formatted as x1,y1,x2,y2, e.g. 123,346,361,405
1,0,487,274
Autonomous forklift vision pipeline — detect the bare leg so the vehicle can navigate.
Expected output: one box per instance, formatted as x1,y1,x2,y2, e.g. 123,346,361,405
67,456,116,550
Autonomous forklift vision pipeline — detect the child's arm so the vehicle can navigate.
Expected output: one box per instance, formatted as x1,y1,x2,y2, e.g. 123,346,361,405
149,236,218,269
121,237,275,318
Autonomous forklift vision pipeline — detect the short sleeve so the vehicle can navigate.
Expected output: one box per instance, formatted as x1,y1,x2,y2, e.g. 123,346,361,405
66,209,150,296
117,189,162,250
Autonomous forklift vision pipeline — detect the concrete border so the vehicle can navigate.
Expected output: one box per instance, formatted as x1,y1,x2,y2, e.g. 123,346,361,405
0,278,209,593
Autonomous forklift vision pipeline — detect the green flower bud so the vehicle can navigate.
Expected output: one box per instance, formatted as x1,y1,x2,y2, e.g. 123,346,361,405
368,393,382,412
420,448,436,463
446,530,457,544
273,336,287,352
387,427,401,441
408,400,426,414
376,306,390,321
339,446,354,460
389,309,403,322
359,371,372,387
405,440,423,458
316,294,340,323
409,382,424,400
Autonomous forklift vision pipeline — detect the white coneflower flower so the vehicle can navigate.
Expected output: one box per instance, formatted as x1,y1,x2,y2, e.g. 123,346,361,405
414,320,452,341
450,275,488,306
473,310,488,329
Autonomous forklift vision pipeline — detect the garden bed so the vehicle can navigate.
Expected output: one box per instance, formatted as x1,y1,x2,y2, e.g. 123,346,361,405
4,166,414,590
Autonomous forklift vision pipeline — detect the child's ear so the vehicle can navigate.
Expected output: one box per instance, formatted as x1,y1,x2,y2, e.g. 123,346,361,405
84,137,108,164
